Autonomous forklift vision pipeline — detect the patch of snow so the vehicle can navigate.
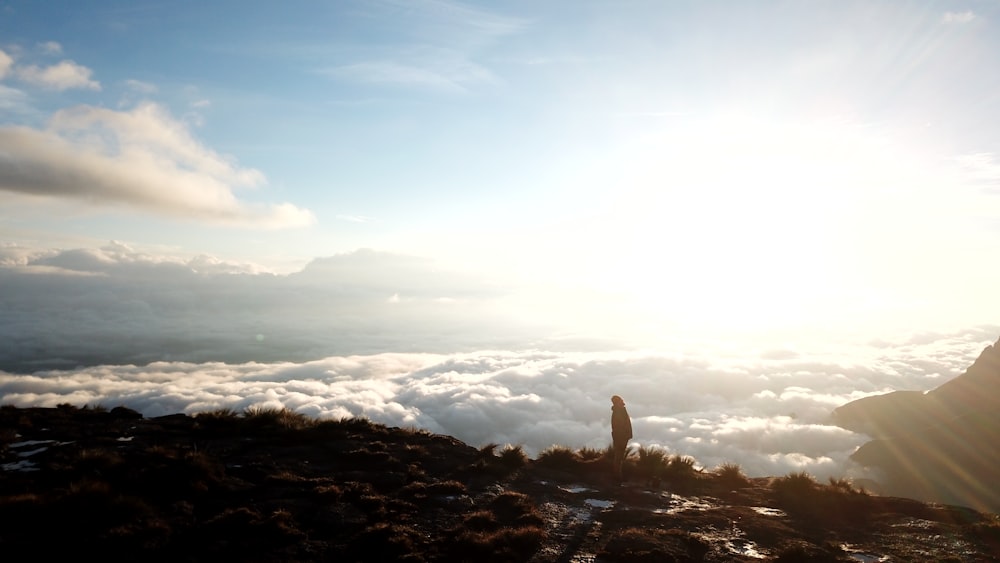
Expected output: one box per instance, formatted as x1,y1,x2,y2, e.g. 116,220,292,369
16,447,49,457
1,460,39,472
652,495,715,514
751,506,786,517
841,546,889,563
560,485,596,494
584,498,614,509
891,517,937,530
117,436,134,442
726,538,766,559
10,440,55,448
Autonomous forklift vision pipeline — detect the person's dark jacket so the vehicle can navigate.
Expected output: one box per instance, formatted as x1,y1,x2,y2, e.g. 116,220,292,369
612,405,632,444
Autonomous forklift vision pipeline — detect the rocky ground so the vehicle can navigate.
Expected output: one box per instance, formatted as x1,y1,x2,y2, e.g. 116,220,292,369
2,404,999,562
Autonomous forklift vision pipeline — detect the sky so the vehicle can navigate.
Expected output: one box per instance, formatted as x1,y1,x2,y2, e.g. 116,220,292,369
2,1,1000,478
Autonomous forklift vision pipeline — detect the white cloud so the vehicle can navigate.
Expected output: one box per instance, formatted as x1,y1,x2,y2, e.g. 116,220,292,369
16,60,101,90
0,49,12,79
0,103,315,227
943,11,977,24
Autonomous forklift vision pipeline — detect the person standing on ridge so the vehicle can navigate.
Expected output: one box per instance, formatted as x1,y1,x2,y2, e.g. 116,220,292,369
611,395,633,484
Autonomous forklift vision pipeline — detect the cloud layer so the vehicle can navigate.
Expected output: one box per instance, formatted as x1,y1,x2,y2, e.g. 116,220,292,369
0,337,992,481
1,242,996,481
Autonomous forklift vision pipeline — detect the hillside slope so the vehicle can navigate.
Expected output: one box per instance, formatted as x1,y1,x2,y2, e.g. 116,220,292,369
2,405,999,561
834,337,1000,513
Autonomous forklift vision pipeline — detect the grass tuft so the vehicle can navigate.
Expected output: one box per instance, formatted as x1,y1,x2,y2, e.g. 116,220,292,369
536,445,581,472
497,444,528,470
714,462,751,487
242,406,313,431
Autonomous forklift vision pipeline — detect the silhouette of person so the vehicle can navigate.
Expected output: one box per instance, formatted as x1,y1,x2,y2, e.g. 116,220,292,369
611,395,632,483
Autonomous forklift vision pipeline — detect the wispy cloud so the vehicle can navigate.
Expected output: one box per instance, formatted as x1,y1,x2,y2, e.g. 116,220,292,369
326,58,494,93
942,10,977,24
954,153,1000,190
37,41,62,55
15,60,101,91
125,79,158,94
0,103,314,227
374,0,527,45
327,1,524,93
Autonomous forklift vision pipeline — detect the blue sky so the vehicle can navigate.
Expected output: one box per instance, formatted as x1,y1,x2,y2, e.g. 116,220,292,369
2,0,1000,347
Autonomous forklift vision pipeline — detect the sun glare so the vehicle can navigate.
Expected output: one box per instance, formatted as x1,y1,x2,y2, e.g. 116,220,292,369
572,115,947,338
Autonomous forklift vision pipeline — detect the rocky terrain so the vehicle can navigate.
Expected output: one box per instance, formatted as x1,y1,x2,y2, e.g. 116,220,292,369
834,337,1000,514
2,403,999,562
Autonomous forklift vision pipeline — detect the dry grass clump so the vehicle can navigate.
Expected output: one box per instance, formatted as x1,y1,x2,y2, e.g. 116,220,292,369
657,453,702,490
497,444,528,469
342,447,401,468
131,446,225,498
445,492,547,561
447,526,547,562
535,445,582,472
75,447,126,474
772,471,817,495
770,471,877,524
576,446,607,461
713,461,751,487
399,479,467,501
202,506,306,554
242,406,314,431
346,522,425,562
634,445,666,481
194,408,240,427
598,527,710,562
770,471,819,512
426,479,467,496
828,476,866,495
489,492,545,528
314,483,343,501
772,539,848,562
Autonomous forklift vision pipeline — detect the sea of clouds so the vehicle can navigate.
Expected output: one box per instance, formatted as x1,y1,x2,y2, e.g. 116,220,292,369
2,242,997,480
